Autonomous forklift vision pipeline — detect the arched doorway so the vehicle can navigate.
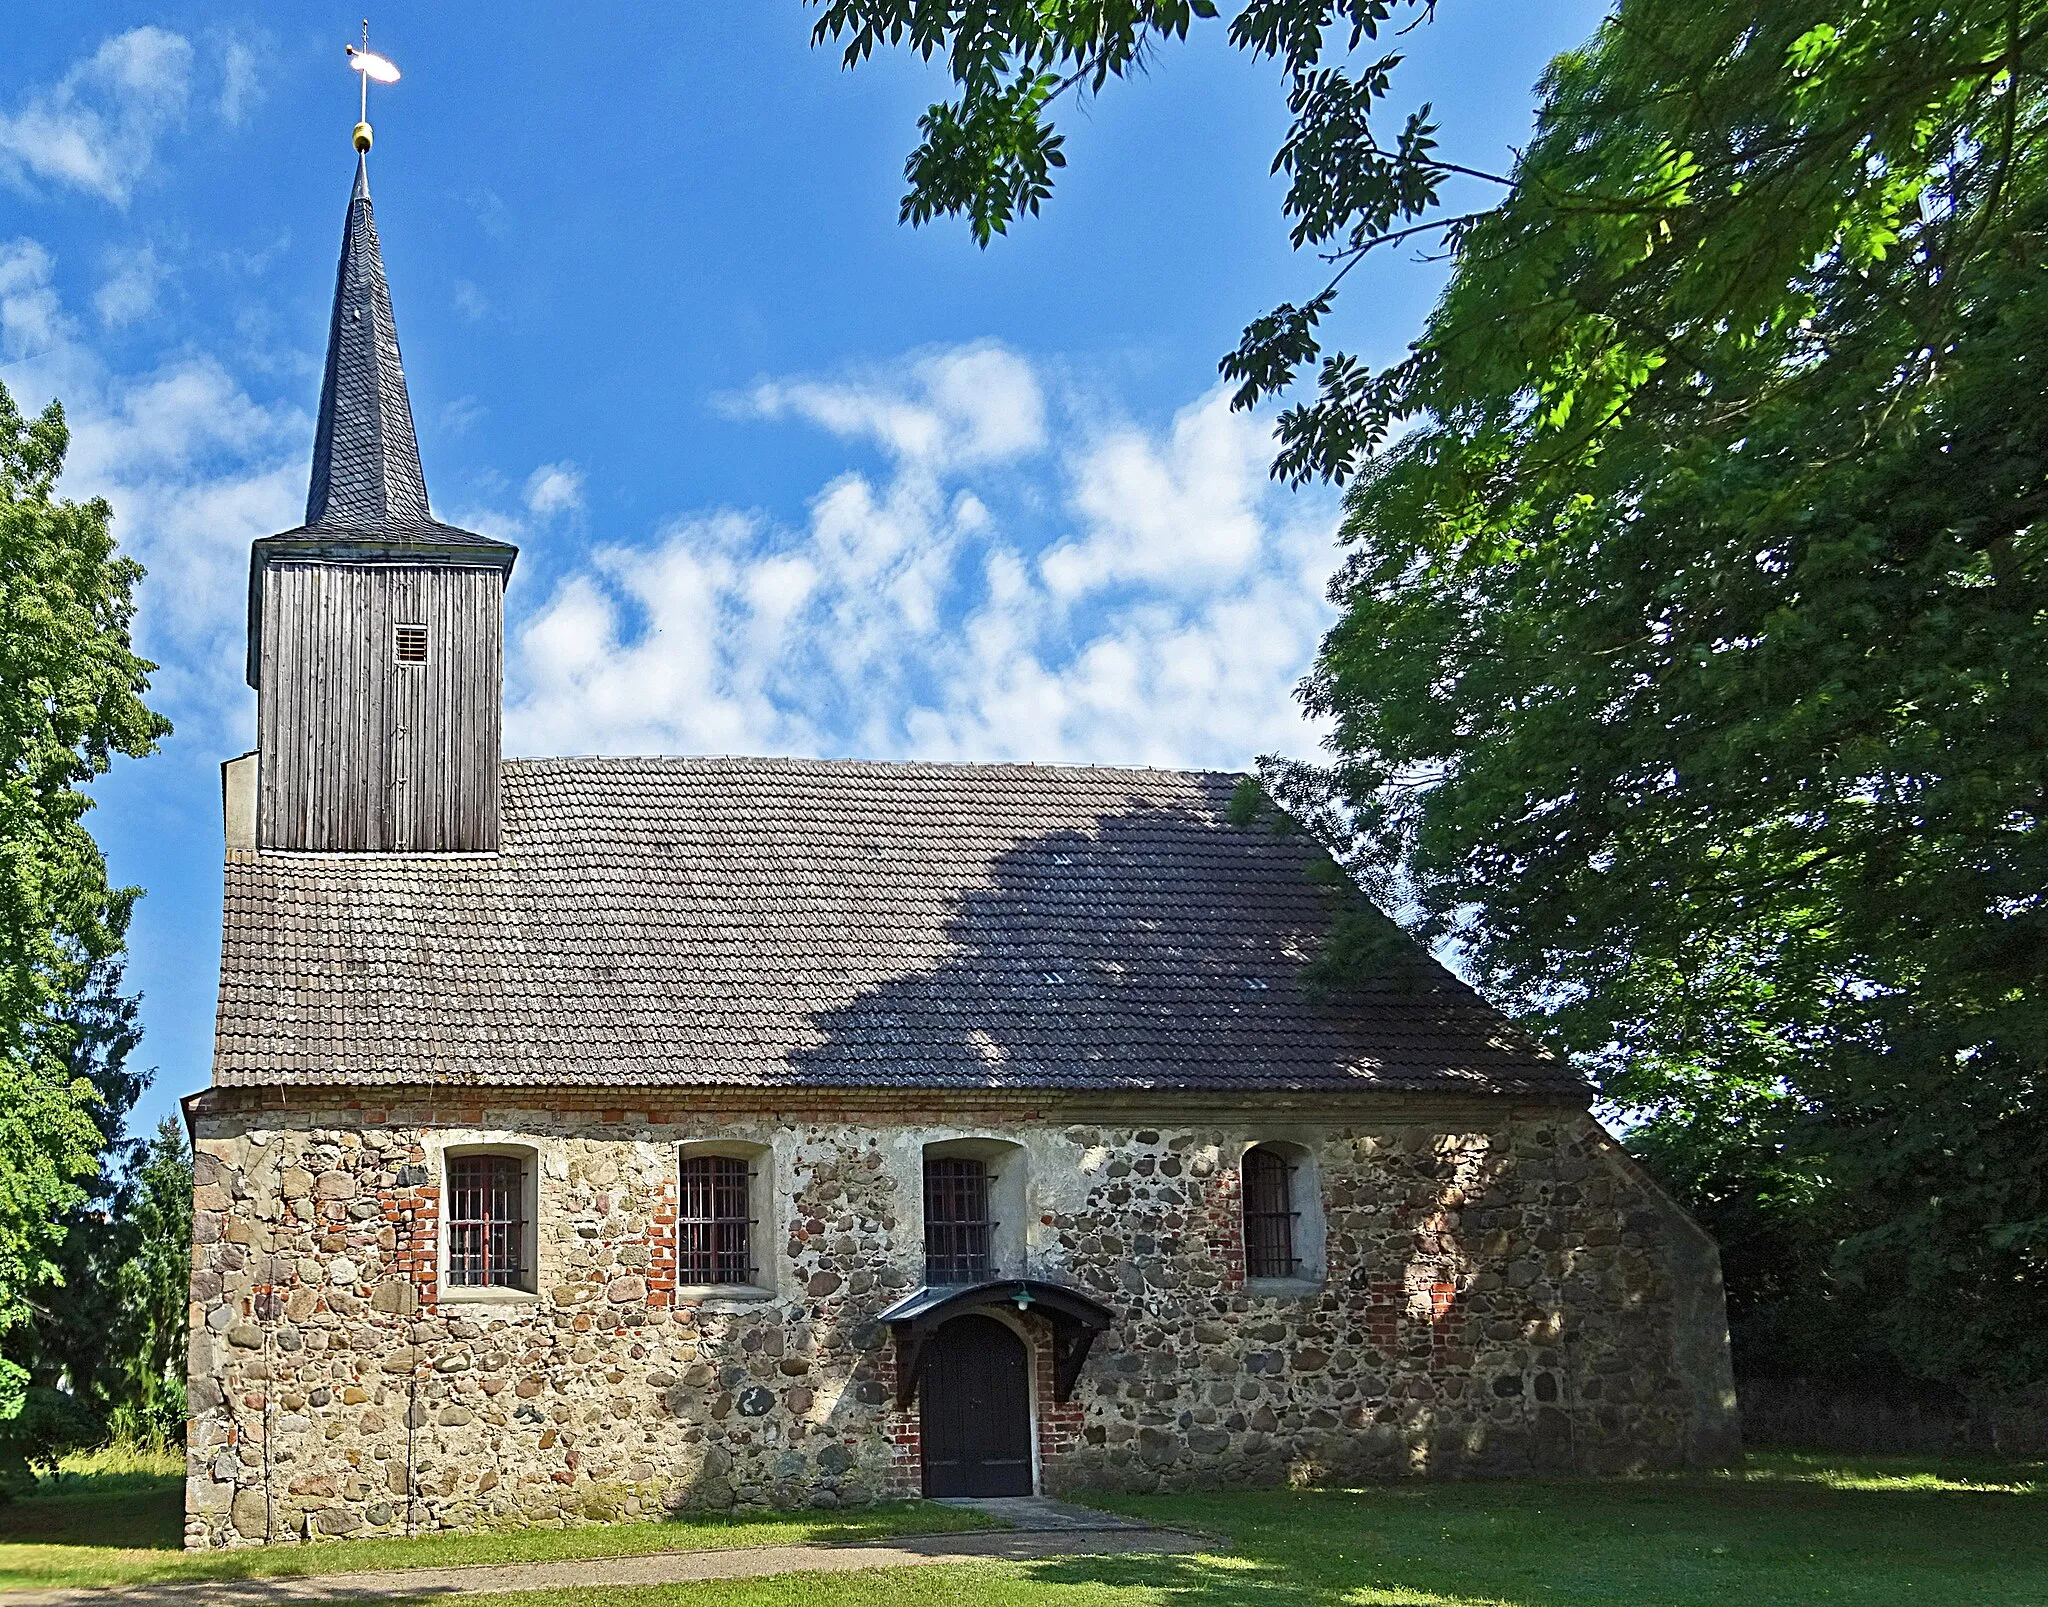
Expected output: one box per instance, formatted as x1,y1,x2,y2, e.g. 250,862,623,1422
919,1313,1033,1496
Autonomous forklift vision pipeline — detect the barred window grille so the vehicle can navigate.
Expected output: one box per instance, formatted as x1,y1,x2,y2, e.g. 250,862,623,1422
924,1156,992,1284
395,623,429,665
1242,1146,1300,1278
448,1154,526,1287
679,1154,754,1284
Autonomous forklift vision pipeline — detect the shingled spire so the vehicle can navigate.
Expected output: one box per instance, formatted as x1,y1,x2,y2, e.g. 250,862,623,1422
306,154,432,530
243,143,515,852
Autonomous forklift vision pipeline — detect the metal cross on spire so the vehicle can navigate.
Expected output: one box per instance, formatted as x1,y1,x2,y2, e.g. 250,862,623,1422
345,21,401,153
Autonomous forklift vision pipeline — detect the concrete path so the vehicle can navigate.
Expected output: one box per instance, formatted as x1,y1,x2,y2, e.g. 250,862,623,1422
933,1496,1156,1532
3,1507,1204,1606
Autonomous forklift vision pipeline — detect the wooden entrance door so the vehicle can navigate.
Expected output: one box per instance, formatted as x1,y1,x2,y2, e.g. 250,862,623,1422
919,1314,1033,1496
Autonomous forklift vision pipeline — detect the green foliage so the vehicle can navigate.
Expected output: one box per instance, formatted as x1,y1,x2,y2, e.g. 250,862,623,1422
808,2,1231,243
0,380,166,1340
110,1120,191,1448
1298,902,1422,997
1231,768,1421,993
0,1362,101,1495
1298,2,2048,1393
9,1112,190,1452
1225,774,1266,827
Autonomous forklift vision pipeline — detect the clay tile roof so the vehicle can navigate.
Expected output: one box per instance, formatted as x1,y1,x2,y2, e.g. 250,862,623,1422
211,756,1584,1098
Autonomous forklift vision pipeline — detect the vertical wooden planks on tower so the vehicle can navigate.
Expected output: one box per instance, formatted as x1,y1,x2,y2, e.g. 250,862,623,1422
256,559,503,852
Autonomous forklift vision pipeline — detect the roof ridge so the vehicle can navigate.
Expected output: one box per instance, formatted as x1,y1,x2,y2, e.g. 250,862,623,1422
499,754,1245,781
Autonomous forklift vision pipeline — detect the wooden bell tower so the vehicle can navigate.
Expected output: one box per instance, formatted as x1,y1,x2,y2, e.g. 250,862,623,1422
246,154,516,853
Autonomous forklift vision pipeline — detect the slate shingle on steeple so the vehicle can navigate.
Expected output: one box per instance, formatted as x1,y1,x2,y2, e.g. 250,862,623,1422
306,155,433,532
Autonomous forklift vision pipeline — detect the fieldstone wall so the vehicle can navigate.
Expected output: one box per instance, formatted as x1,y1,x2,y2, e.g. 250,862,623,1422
183,1092,1737,1548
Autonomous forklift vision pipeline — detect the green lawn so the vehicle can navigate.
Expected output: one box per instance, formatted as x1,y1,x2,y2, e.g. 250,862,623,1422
403,1452,2048,1607
2,1450,2041,1605
0,1448,989,1592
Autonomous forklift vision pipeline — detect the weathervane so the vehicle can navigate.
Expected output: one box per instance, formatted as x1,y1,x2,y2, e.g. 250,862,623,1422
345,21,401,153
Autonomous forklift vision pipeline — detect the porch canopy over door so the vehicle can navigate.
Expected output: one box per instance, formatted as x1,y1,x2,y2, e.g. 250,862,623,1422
878,1278,1116,1407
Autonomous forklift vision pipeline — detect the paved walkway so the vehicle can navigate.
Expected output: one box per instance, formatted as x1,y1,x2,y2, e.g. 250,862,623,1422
933,1495,1159,1532
4,1503,1203,1607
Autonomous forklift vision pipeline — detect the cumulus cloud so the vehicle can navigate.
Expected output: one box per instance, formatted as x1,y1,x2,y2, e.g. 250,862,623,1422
524,461,584,517
452,279,489,322
0,235,302,740
94,242,166,327
507,345,1338,772
4,256,1333,775
737,342,1047,471
0,28,193,205
1041,388,1271,597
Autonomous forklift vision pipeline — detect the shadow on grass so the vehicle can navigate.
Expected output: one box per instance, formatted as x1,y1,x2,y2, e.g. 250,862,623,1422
0,1474,983,1552
0,1481,997,1595
1036,1454,2048,1607
0,1468,187,1549
7,1453,2044,1605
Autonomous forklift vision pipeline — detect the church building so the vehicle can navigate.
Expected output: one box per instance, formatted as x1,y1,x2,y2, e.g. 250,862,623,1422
181,146,1739,1549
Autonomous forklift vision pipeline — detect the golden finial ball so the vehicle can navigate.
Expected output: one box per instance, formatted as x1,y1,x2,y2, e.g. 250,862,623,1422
353,121,373,152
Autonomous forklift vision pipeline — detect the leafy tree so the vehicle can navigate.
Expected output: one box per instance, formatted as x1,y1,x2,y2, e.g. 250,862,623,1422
6,958,147,1425
109,1118,191,1446
0,381,168,1342
0,1365,102,1494
813,1,2048,1394
1295,0,2047,1396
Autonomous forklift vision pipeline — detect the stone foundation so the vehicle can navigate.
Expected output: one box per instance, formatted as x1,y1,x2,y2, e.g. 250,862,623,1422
182,1091,1738,1548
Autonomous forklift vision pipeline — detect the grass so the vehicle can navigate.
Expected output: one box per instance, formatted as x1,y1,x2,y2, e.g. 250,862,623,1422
0,1452,990,1593
411,1449,2046,1607
1,1450,2041,1604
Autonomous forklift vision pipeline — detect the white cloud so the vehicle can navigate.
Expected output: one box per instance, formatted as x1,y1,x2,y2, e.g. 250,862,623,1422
0,235,301,743
507,346,1338,773
94,243,166,328
218,40,260,126
524,461,583,517
466,188,508,240
452,279,488,322
0,239,69,357
440,395,487,436
1041,388,1271,596
2,255,1333,778
0,28,193,206
737,342,1046,471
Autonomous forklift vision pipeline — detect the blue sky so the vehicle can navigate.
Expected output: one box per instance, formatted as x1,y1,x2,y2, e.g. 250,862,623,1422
6,3,1607,1137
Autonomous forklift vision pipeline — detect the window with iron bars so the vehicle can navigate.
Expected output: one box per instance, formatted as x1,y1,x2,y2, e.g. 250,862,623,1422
448,1153,528,1287
1241,1145,1300,1279
678,1154,755,1284
923,1155,993,1284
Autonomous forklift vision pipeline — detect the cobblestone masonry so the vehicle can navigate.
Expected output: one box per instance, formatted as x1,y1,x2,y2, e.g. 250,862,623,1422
182,1092,1738,1548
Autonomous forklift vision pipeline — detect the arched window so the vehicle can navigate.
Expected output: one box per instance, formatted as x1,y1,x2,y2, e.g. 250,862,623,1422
1241,1145,1299,1279
679,1153,755,1285
447,1151,531,1289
